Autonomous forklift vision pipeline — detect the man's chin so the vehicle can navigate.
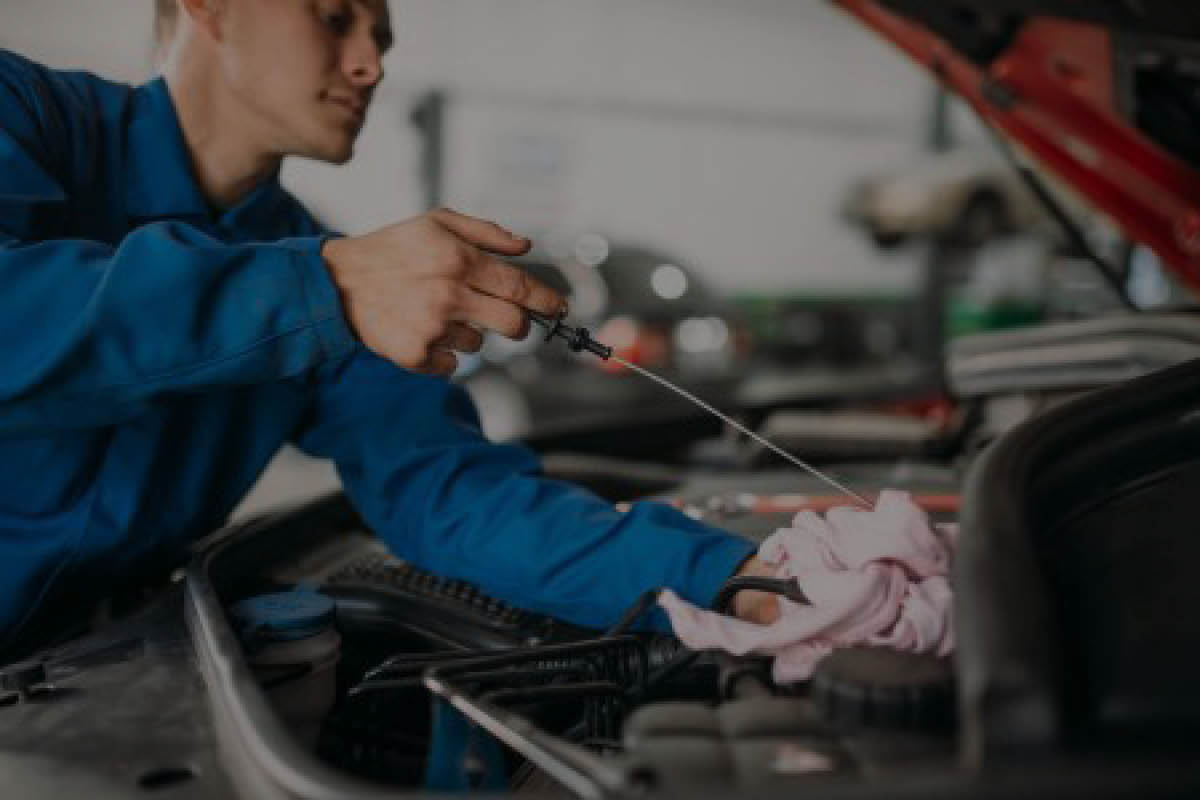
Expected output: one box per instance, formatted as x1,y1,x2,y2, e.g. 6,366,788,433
300,133,357,164
324,144,355,165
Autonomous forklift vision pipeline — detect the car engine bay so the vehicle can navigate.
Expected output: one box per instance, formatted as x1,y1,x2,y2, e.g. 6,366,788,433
6,332,1200,798
203,460,964,798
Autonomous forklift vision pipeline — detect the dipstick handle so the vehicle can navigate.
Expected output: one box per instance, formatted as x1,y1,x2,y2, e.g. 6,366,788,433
528,311,613,360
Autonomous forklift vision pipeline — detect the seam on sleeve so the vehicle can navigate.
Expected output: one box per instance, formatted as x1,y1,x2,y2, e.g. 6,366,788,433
32,317,340,401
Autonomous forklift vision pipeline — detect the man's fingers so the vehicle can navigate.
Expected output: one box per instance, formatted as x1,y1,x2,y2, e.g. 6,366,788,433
415,349,458,377
732,589,780,624
431,321,485,354
454,288,531,340
430,208,531,257
465,255,565,317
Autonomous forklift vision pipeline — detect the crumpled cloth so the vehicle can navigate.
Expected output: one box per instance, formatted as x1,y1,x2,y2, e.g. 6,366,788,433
658,490,957,683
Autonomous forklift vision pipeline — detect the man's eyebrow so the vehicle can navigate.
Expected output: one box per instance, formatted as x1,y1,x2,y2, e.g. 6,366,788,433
349,0,394,52
375,25,395,53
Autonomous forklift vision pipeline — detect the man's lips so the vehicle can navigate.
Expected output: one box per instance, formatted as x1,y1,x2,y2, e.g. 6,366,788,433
325,94,367,122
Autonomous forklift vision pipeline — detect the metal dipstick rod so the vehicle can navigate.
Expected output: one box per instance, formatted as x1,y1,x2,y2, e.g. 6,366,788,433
528,311,874,510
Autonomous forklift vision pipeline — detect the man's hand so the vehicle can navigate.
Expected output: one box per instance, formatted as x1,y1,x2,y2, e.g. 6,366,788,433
321,208,566,376
731,555,782,624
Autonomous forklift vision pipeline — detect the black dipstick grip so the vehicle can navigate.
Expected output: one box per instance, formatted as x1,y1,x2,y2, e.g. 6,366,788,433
528,311,613,360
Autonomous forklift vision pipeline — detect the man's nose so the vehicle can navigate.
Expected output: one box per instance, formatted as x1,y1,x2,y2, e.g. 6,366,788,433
345,35,384,88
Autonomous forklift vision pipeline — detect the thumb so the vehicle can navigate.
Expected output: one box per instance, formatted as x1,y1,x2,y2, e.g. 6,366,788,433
430,207,532,257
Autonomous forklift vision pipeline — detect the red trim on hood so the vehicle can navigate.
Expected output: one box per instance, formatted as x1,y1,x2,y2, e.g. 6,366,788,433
836,0,1200,293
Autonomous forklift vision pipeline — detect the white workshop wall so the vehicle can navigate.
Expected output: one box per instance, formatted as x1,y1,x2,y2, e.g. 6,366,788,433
1,0,935,293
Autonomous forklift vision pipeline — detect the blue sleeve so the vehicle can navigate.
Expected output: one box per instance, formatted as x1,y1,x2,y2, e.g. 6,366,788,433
293,352,756,631
0,57,357,433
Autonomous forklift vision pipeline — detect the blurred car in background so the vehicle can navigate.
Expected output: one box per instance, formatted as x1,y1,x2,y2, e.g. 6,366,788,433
457,236,750,440
841,146,1046,248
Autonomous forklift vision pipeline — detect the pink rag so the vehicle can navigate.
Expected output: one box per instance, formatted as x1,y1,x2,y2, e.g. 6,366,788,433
658,489,956,683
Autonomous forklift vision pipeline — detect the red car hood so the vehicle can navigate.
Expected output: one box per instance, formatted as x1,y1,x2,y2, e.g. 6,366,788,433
836,0,1200,292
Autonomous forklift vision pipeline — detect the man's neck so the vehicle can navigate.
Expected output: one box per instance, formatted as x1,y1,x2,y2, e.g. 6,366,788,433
163,61,282,211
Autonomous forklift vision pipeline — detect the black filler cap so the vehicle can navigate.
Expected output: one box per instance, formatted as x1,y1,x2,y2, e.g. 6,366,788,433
810,646,956,733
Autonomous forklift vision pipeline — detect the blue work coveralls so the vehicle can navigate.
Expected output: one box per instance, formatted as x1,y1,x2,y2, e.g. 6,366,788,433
0,50,755,659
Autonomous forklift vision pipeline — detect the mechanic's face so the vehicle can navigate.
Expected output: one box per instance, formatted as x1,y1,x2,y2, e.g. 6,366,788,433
218,0,392,163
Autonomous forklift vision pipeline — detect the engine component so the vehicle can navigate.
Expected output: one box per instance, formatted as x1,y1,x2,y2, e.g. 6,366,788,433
321,551,593,650
230,588,342,748
622,698,852,789
0,659,46,701
810,646,956,732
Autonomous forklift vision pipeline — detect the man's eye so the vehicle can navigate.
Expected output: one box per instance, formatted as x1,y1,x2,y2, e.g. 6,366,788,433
321,8,352,35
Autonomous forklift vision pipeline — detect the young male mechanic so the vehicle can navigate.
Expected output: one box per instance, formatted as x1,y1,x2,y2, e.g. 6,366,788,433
0,0,777,661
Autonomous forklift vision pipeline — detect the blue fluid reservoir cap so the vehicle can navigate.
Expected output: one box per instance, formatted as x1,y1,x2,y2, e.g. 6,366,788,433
231,589,335,642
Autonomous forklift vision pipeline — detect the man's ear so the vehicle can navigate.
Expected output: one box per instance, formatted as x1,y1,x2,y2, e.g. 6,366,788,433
178,0,227,42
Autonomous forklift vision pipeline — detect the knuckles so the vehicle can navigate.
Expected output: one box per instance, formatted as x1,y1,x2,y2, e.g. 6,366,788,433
430,239,469,277
499,307,526,339
496,266,531,303
426,280,460,316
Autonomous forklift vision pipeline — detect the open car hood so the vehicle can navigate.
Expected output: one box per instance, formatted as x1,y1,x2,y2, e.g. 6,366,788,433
836,0,1200,293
